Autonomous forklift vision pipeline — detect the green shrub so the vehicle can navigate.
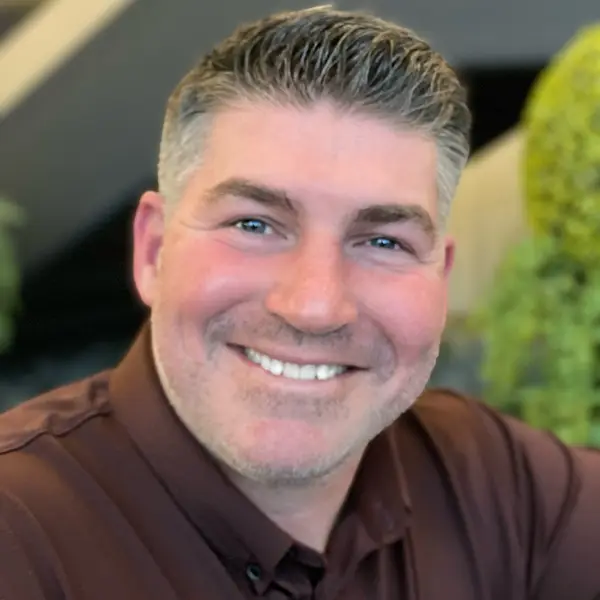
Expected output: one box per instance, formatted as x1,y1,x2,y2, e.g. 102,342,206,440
474,25,600,446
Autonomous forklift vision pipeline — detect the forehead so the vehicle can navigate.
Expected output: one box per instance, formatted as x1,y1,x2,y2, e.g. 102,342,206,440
191,100,438,215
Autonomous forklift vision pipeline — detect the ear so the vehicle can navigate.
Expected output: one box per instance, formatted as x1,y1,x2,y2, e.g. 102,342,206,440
132,191,166,307
442,236,455,279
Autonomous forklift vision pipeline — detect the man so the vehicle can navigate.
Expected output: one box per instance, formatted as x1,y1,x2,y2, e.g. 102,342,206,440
0,6,598,600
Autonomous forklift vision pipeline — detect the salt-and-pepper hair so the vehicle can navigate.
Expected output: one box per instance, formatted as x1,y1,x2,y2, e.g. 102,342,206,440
158,6,471,222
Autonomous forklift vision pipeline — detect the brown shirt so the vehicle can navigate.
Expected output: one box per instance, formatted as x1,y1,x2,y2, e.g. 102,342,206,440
0,327,598,600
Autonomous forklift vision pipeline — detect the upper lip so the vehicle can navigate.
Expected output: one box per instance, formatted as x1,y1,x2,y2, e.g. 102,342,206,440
231,344,365,369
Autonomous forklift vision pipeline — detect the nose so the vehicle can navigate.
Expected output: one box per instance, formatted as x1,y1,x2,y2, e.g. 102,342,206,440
264,237,358,335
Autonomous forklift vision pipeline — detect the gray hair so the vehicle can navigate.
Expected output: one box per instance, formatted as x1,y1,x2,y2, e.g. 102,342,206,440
158,5,471,222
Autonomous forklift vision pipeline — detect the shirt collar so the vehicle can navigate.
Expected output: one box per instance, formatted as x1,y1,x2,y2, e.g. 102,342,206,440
351,425,412,545
109,323,411,573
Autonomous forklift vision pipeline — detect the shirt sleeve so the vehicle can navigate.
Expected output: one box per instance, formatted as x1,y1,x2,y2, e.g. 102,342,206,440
0,491,64,600
527,445,600,600
486,403,600,600
410,389,600,600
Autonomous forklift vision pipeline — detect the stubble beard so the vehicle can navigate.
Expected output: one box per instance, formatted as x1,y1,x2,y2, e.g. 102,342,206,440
150,307,441,486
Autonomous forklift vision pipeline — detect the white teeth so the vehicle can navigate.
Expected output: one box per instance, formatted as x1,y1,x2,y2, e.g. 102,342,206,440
283,363,300,379
244,348,347,381
298,365,315,380
316,365,335,380
268,357,283,375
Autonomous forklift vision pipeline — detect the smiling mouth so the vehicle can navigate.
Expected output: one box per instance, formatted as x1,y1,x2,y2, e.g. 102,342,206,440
237,346,354,381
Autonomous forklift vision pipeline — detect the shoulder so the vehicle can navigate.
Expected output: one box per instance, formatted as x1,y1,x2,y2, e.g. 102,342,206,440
407,387,580,526
0,372,114,508
0,371,112,455
0,371,116,505
0,374,115,595
410,387,577,483
405,388,600,598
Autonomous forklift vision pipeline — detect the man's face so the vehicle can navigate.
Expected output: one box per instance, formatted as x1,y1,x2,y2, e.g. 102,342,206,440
133,100,454,483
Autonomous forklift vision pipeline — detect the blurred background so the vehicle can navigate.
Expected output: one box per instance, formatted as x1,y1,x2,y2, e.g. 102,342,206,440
1,0,600,442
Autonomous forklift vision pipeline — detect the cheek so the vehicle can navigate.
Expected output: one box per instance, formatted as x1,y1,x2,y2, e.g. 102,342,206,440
361,272,447,347
157,237,275,318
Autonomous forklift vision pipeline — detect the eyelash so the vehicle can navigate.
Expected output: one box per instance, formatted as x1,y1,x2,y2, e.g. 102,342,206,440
229,218,415,254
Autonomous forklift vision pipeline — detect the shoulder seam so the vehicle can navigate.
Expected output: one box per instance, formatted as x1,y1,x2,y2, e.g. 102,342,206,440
0,403,111,457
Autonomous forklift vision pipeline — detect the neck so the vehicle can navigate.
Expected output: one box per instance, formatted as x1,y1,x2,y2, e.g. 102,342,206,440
226,455,363,553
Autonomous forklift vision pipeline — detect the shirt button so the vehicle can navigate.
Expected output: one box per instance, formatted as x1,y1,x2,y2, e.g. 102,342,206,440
246,563,262,582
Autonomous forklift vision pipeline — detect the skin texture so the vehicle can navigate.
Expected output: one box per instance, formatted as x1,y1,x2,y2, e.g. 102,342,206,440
132,100,454,550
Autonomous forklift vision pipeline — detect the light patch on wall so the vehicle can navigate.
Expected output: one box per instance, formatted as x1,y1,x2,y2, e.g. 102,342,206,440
0,0,134,119
447,128,529,315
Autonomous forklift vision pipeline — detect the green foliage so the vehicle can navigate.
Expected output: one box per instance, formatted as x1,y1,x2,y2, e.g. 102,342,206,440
0,197,23,353
473,24,600,446
523,24,600,268
473,236,600,446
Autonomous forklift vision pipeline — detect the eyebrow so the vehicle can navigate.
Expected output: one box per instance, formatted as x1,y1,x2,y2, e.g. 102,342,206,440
354,204,437,241
204,176,437,241
204,177,297,214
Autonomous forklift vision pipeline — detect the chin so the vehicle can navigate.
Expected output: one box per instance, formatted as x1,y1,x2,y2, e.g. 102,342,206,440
222,421,350,483
228,452,346,486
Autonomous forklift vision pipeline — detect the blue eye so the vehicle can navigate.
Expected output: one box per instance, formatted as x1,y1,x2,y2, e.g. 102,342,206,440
234,219,273,235
366,236,416,255
368,236,401,251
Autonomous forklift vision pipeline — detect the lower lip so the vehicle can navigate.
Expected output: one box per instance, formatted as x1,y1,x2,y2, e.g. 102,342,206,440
229,345,354,385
